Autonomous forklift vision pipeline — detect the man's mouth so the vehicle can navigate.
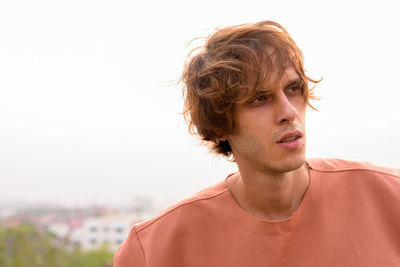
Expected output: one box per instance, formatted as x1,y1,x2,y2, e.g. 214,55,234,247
278,136,300,143
276,130,303,149
277,131,303,143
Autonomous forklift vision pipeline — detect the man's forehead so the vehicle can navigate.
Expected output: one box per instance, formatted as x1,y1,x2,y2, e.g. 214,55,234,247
283,68,300,83
260,46,299,84
264,67,300,89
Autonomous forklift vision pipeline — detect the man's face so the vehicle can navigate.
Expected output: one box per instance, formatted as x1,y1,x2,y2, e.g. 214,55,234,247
227,67,307,174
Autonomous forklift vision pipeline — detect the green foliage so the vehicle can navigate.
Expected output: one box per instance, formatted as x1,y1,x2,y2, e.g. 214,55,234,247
71,247,113,267
0,225,113,267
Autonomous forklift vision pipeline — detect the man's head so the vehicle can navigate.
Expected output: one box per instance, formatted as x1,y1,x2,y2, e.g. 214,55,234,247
182,20,319,160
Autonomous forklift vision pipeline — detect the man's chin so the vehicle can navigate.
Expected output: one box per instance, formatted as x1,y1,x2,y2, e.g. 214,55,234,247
267,154,306,174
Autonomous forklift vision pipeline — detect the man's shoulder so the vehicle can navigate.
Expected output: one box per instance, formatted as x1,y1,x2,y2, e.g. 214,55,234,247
307,158,400,178
114,177,235,266
134,178,232,233
307,158,400,177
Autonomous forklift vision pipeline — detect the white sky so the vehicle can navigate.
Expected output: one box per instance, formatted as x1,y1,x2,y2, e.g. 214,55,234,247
1,0,399,208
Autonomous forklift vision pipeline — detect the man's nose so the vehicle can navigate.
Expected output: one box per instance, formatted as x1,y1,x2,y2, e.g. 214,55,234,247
274,91,298,124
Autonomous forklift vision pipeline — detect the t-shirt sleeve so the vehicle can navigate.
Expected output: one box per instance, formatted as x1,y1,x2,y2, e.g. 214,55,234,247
113,226,146,267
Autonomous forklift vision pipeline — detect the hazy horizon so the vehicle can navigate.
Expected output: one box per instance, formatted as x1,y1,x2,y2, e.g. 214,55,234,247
1,0,399,209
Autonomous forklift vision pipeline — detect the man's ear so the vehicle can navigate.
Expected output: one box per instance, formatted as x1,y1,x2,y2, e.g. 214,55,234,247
218,136,228,142
216,129,229,142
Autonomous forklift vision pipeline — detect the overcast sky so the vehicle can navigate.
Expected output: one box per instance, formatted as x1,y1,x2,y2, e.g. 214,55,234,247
1,0,399,209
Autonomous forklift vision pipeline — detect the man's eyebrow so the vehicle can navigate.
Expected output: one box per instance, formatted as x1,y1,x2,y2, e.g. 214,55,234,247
284,78,303,88
254,77,303,95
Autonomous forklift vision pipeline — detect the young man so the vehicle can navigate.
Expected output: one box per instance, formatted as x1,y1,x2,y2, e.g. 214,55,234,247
114,21,400,266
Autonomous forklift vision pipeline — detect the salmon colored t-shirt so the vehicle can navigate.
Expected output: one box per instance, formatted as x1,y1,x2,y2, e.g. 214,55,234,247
114,159,400,266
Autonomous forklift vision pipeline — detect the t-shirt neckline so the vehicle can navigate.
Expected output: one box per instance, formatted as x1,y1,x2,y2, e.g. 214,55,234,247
222,160,320,236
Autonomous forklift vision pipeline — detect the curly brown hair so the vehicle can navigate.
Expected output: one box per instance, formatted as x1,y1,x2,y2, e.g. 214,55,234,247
181,20,319,158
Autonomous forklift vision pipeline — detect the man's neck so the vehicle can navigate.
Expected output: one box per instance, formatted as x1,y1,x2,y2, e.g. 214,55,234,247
227,162,310,222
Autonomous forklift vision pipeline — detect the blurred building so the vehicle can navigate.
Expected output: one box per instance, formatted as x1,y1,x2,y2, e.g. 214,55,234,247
69,212,142,251
1,199,156,252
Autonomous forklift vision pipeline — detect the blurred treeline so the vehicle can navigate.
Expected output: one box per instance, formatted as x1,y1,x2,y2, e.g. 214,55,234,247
0,224,113,267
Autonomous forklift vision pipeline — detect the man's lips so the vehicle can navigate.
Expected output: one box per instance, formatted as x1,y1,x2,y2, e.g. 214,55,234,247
277,130,303,144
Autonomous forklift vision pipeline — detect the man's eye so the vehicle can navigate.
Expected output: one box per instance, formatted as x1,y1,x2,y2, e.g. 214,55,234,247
249,94,270,104
285,87,302,95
